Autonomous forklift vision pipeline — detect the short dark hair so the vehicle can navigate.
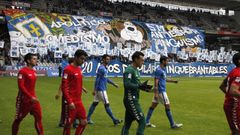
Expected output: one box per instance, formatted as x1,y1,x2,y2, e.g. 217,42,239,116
74,49,88,58
102,54,110,60
233,53,240,66
68,58,74,64
160,56,168,63
132,51,144,62
24,53,37,64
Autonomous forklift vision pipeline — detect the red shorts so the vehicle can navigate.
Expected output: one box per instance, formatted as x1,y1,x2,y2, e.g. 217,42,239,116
15,100,42,120
224,103,240,131
64,101,86,126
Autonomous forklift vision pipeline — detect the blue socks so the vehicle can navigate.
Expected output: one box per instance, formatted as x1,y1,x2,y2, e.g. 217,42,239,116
165,109,174,126
105,106,117,121
146,107,155,123
87,103,97,121
146,106,175,127
88,103,117,122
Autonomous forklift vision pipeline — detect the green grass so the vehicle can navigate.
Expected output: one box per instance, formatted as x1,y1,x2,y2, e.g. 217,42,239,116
0,77,229,135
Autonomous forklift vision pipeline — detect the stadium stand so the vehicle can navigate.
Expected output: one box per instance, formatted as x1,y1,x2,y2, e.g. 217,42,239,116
0,0,239,69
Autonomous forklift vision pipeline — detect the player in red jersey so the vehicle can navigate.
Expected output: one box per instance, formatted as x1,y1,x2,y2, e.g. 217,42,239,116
56,57,87,128
62,49,88,135
12,53,44,135
220,53,240,135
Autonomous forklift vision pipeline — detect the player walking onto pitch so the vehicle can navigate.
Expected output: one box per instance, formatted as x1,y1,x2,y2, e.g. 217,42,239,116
145,56,183,129
87,54,122,125
55,58,80,128
121,51,153,135
220,53,240,135
12,53,44,135
61,49,88,135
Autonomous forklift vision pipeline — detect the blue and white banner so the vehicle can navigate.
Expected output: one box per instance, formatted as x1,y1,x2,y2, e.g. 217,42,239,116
4,60,234,77
80,60,234,77
4,9,205,59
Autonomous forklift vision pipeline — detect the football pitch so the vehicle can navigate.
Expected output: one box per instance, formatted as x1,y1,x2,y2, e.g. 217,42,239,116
0,77,229,135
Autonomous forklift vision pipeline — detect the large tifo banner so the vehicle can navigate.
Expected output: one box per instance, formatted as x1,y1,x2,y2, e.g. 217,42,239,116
4,60,235,77
4,9,205,59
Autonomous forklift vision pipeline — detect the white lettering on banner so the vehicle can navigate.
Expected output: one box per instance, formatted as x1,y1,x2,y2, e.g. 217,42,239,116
139,64,157,74
108,64,121,73
82,61,94,74
45,34,110,44
5,62,232,77
51,17,106,28
148,23,204,48
51,21,72,28
146,24,165,32
122,64,128,73
167,65,228,75
82,62,122,74
87,61,93,73
95,63,101,73
148,24,200,36
154,35,203,48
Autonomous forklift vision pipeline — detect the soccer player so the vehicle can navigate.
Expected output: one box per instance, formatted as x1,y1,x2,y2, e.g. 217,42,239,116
121,51,153,135
145,56,183,129
220,53,240,135
12,53,44,135
87,54,122,125
61,49,88,135
55,58,80,128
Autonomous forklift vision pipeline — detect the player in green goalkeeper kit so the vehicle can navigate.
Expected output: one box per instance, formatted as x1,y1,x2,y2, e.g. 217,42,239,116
121,51,153,135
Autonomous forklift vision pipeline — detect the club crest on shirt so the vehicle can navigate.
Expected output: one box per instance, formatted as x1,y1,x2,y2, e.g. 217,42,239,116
235,77,240,83
64,73,68,79
128,73,132,79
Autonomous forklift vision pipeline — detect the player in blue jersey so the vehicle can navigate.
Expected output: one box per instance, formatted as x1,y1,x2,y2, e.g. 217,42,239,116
87,54,122,125
145,56,183,129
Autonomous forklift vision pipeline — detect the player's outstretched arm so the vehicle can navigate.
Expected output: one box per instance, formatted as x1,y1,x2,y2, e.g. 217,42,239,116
107,78,118,88
140,86,154,92
139,80,154,92
219,77,227,94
